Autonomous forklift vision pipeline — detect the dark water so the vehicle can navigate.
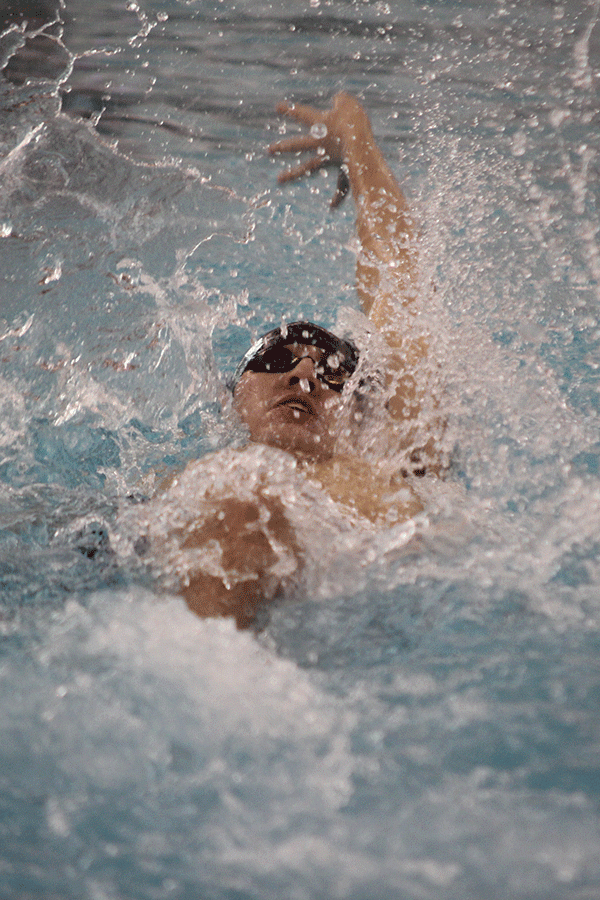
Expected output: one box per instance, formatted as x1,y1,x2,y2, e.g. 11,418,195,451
1,1,600,898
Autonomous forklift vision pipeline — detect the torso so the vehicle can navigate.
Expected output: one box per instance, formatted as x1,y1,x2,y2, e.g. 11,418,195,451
114,444,430,614
299,453,423,525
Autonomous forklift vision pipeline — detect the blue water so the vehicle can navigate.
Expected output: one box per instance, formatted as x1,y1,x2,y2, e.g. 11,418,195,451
1,1,600,898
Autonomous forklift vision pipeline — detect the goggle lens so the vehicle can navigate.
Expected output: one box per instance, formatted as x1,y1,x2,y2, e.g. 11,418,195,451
246,343,354,392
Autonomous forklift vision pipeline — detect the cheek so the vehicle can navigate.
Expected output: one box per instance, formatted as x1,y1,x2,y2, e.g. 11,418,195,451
233,393,255,429
233,379,269,429
324,393,356,439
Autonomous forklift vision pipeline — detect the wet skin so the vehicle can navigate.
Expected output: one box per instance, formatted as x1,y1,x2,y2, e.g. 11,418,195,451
233,343,346,462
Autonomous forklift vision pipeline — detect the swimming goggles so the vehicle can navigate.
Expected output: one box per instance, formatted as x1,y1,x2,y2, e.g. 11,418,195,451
232,321,359,393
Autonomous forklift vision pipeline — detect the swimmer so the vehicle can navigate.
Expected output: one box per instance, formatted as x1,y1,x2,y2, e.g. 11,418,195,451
137,92,443,628
235,92,441,475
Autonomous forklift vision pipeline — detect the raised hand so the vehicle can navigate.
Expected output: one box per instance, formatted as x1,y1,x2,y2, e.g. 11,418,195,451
268,93,367,207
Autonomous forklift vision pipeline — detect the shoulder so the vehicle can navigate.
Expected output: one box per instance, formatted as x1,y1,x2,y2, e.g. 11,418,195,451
166,444,306,501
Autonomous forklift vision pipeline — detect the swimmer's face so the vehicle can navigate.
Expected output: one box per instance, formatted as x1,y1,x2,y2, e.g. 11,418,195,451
233,343,346,461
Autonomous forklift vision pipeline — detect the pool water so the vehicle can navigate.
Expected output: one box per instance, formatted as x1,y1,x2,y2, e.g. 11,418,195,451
1,1,599,898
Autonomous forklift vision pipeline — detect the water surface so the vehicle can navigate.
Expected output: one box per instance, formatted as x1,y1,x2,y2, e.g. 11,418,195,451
1,1,599,898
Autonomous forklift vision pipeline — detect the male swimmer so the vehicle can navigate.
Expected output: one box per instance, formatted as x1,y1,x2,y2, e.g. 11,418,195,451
131,93,443,628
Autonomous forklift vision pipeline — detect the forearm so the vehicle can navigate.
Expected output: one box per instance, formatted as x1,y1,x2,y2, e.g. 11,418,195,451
342,106,412,258
339,101,441,449
337,97,418,337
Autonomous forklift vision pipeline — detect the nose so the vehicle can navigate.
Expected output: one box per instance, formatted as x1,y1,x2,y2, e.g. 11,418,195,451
286,355,320,393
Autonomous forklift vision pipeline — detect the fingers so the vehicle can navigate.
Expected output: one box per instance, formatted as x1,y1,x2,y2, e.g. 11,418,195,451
268,134,319,156
276,154,330,184
270,99,344,195
275,100,322,127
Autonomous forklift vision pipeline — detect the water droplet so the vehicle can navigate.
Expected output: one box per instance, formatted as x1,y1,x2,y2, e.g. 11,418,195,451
310,123,328,140
512,131,527,156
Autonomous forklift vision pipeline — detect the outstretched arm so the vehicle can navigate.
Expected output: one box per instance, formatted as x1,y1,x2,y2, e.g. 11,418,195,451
269,94,417,335
269,92,429,429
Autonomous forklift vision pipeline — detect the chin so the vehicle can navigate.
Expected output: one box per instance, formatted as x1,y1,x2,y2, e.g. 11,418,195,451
255,424,334,461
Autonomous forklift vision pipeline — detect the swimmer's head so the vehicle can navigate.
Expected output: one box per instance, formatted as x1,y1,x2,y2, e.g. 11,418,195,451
231,321,360,461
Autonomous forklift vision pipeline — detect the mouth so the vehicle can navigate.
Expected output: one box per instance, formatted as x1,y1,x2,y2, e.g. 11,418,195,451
273,395,315,416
